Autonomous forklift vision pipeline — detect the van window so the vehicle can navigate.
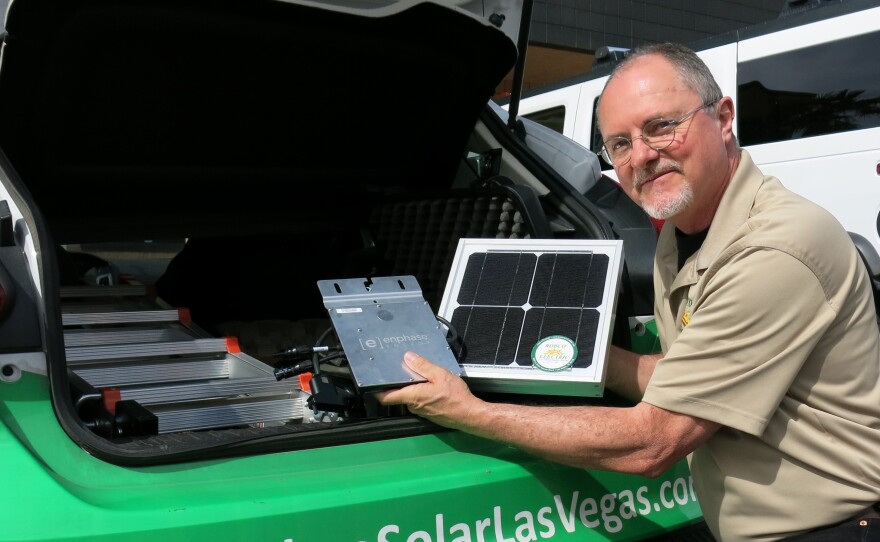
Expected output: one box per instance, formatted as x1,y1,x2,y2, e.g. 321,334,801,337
523,106,565,134
737,30,880,146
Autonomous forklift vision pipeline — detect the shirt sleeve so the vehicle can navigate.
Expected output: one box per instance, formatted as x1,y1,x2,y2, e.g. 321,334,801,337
642,247,837,436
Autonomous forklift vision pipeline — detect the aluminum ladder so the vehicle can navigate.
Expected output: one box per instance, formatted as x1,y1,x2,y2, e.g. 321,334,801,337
61,284,304,434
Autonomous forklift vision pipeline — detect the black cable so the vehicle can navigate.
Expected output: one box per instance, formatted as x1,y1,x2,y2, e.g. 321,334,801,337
311,326,336,376
272,328,343,380
273,359,314,381
435,314,459,345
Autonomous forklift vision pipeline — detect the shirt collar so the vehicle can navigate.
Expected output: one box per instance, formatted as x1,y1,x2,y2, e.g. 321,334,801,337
694,149,763,271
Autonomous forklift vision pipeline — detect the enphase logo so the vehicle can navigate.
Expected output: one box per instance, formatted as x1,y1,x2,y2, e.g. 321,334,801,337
357,334,430,350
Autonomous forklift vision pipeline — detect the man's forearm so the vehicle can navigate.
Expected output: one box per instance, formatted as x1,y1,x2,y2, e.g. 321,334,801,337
462,397,709,477
375,352,714,477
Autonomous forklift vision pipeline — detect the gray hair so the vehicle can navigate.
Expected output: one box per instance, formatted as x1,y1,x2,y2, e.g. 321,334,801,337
599,42,723,113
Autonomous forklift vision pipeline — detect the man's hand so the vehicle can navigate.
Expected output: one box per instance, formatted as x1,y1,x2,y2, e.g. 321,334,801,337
374,351,484,430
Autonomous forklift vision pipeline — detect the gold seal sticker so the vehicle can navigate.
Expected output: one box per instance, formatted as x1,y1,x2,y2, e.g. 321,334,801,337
531,335,578,372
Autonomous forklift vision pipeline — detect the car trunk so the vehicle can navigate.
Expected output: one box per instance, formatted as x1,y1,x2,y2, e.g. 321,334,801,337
0,0,536,464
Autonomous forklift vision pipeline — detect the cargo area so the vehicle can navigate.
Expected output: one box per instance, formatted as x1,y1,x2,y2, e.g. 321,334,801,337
48,182,581,455
0,0,656,464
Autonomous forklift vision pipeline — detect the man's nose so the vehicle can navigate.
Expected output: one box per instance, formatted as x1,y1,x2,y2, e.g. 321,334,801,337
629,136,659,168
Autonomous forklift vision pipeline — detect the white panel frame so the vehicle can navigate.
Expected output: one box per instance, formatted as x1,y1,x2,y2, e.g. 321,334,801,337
438,238,625,397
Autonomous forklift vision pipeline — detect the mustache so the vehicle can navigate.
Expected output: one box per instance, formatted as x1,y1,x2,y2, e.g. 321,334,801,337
633,161,682,192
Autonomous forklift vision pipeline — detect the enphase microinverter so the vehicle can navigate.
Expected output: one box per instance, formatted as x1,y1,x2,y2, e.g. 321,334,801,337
438,238,624,397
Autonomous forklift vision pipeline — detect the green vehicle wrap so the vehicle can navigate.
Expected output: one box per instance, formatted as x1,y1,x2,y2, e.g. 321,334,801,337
2,327,703,542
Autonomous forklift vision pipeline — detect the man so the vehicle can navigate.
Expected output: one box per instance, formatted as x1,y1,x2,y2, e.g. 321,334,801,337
376,43,880,541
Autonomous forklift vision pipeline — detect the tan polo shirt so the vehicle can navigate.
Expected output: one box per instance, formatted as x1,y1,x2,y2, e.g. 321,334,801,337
642,150,880,541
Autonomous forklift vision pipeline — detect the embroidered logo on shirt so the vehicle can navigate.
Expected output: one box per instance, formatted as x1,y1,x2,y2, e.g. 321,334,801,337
681,297,694,327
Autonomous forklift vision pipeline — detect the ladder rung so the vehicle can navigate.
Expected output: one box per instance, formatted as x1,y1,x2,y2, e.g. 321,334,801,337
66,338,231,363
60,284,147,298
74,359,230,387
151,397,305,433
64,327,197,347
62,309,184,326
119,377,299,405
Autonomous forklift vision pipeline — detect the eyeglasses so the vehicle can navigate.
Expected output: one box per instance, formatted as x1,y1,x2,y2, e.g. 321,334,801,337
600,101,717,167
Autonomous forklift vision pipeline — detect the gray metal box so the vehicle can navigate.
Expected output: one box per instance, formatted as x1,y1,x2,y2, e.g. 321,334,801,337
318,275,461,390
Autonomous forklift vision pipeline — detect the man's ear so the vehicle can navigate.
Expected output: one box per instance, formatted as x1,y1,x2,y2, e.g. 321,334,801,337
717,96,736,139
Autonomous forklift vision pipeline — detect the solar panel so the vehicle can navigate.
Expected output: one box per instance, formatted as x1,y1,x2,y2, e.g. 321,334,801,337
438,238,624,396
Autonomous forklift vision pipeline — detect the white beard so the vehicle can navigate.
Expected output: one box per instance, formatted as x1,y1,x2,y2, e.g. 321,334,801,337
640,180,694,220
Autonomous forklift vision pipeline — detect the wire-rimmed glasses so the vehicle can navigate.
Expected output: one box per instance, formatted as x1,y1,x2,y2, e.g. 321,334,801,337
600,101,717,167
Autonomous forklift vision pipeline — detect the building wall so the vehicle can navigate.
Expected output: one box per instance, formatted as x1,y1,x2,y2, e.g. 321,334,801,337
531,0,787,52
509,0,787,95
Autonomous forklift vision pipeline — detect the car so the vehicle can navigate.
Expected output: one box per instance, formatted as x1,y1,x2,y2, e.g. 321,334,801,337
0,0,713,540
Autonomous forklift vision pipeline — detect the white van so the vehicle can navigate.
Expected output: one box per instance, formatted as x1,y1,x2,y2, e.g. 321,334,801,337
515,0,880,265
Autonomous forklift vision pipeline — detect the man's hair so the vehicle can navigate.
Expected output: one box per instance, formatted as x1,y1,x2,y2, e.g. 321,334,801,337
599,42,723,112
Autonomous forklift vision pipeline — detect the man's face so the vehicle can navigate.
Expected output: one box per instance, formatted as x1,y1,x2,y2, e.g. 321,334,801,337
597,55,731,230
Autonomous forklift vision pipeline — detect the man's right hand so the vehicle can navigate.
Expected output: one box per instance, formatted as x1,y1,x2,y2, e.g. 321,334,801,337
374,351,485,431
